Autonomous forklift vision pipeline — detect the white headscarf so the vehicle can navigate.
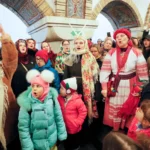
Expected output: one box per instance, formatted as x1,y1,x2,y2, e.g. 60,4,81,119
0,63,8,150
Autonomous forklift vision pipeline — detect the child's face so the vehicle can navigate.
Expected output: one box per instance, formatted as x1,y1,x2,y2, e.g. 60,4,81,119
60,85,67,97
141,118,150,129
32,84,44,99
136,108,144,122
36,56,45,67
136,108,150,128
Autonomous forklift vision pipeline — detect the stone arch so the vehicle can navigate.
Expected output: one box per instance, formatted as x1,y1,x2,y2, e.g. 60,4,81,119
91,0,143,29
0,0,54,26
144,4,150,26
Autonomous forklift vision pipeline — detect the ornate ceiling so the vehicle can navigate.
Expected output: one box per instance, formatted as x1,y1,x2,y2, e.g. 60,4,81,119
0,0,54,26
102,1,139,28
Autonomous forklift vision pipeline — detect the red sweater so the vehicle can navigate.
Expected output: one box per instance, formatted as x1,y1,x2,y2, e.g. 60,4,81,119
58,93,87,134
128,117,150,141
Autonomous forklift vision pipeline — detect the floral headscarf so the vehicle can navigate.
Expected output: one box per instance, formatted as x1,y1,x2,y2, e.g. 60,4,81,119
65,36,99,120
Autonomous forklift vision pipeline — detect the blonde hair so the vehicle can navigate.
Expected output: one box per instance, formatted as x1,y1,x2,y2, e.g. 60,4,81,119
74,36,87,43
104,37,113,44
90,44,101,53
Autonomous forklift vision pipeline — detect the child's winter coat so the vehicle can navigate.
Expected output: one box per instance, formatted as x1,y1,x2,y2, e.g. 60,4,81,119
58,93,87,134
18,87,67,150
128,117,150,141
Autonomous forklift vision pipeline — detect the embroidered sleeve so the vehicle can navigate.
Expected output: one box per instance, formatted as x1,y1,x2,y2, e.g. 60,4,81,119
100,53,112,90
136,52,148,81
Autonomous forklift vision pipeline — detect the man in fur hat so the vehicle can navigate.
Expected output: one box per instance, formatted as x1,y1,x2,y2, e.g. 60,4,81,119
0,24,18,150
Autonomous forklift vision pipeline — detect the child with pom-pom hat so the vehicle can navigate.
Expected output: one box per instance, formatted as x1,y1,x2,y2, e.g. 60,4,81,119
58,77,87,150
17,70,67,150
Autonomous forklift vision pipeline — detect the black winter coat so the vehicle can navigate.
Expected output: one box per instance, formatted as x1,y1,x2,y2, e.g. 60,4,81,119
63,59,83,97
94,58,103,102
12,55,36,97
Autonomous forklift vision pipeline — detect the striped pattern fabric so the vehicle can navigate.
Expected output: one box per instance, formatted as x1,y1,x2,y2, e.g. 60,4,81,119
100,48,148,130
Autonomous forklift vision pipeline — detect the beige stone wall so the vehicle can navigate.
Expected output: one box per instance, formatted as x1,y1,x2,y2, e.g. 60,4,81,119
32,0,54,16
55,0,66,17
85,0,93,19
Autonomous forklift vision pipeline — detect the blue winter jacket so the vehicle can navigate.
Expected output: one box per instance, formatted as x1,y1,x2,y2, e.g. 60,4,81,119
17,87,67,150
34,60,60,92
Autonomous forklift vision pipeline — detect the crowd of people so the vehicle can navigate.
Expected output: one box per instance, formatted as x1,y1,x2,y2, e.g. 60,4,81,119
0,22,150,150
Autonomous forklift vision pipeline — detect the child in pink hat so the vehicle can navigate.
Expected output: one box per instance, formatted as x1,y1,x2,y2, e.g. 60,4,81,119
17,70,67,150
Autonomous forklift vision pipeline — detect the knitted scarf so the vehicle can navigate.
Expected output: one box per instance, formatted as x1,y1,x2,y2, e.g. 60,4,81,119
18,52,29,65
55,50,70,73
0,64,9,150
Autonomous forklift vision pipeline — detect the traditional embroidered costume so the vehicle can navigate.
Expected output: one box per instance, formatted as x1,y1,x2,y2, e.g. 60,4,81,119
100,29,148,131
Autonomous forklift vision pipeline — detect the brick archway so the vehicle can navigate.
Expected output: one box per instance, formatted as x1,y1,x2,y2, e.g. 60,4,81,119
0,0,54,26
144,4,150,26
92,0,143,28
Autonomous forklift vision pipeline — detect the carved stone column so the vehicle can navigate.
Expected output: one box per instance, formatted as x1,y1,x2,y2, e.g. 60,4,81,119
27,16,98,52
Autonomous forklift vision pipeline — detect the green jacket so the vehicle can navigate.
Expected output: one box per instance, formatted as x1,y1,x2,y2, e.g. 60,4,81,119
17,87,67,150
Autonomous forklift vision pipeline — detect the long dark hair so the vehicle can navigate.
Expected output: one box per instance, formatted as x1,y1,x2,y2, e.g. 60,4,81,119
103,132,143,150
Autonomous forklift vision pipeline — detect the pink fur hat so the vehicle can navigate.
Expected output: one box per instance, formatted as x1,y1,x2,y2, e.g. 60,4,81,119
26,69,54,101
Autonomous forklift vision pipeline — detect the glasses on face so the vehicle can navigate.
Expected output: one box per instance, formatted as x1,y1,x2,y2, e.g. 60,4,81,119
36,58,43,62
18,39,26,43
63,44,69,46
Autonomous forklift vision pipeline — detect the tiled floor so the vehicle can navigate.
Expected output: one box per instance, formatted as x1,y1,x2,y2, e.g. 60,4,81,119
58,124,112,150
58,143,98,150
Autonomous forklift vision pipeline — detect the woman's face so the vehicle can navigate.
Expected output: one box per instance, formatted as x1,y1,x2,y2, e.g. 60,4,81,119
27,40,35,49
19,42,27,54
116,33,129,48
90,47,100,58
133,38,138,46
74,39,85,51
42,42,50,52
104,40,112,50
62,41,70,52
143,39,150,48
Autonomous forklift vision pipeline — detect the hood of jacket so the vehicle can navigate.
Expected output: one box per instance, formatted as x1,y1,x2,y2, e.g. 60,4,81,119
17,86,58,111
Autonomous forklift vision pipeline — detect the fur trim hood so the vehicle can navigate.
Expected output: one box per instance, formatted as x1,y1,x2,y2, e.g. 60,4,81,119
17,86,58,111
